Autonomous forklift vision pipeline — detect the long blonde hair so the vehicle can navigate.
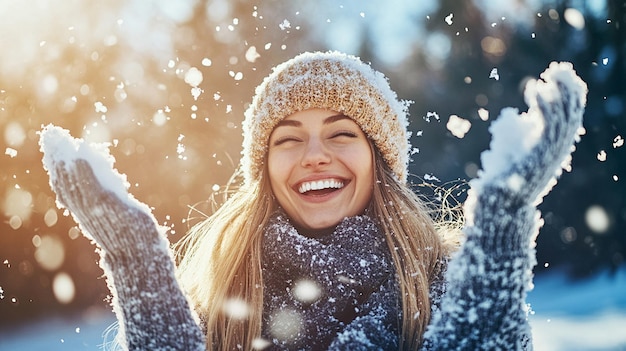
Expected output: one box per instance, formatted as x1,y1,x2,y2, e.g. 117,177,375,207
175,170,275,349
175,151,460,350
369,153,460,350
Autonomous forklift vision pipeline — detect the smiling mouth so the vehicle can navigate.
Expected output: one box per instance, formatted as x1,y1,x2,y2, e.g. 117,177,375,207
298,179,345,194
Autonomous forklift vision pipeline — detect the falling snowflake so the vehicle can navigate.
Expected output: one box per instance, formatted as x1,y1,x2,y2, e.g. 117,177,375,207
177,134,187,160
424,173,441,182
489,68,500,81
445,13,454,25
279,19,291,30
94,101,108,113
478,108,490,121
424,111,440,123
245,46,260,63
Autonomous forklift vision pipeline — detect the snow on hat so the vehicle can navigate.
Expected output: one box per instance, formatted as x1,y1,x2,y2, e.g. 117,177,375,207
241,51,411,184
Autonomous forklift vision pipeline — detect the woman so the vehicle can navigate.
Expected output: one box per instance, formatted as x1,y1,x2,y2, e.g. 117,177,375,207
40,51,586,350
176,51,457,350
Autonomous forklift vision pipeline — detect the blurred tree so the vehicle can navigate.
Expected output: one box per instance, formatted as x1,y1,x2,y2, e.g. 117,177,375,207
390,0,625,277
0,0,319,327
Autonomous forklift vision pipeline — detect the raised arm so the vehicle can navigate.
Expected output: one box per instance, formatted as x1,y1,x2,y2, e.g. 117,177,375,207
39,126,205,351
422,62,587,350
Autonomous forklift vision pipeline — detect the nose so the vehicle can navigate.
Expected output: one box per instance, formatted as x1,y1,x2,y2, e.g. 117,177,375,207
300,138,331,168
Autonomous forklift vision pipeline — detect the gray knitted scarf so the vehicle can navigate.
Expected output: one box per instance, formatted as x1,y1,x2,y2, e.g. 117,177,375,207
260,211,400,350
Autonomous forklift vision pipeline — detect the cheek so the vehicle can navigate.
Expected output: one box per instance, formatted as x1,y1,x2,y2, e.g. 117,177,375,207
348,146,374,181
343,147,374,197
267,153,281,185
267,151,291,194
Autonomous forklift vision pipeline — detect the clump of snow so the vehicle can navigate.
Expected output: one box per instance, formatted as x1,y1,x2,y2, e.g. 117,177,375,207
478,106,543,183
5,147,17,157
446,115,472,138
279,19,291,30
245,46,261,62
94,101,108,113
38,124,150,213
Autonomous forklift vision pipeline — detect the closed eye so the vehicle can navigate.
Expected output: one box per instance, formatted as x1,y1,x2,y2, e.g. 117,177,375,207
330,131,358,139
272,136,302,146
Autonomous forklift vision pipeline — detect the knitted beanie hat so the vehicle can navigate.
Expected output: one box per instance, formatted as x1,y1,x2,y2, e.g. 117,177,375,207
241,51,411,184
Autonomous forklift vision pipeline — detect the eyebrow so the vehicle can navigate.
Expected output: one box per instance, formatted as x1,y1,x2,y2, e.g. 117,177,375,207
324,113,351,124
273,113,350,128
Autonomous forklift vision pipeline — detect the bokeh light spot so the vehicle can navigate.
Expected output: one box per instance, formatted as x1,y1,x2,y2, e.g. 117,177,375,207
293,279,321,303
3,187,33,221
34,235,65,271
153,110,168,126
560,226,577,243
4,121,26,147
44,208,58,227
269,308,302,344
8,215,22,230
585,205,610,234
222,297,249,320
481,36,507,57
52,272,75,304
68,226,81,240
564,8,585,30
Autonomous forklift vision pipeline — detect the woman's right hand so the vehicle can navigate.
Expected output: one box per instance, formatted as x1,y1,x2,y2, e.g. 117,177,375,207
40,125,164,257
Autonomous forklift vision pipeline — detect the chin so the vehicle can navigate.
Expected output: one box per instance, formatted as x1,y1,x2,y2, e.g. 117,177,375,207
303,216,344,231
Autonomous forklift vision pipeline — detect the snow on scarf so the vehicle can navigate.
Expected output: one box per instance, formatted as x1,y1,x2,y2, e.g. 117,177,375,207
261,211,400,350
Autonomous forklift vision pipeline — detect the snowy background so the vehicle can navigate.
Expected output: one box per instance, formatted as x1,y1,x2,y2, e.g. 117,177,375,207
1,267,625,350
1,0,624,350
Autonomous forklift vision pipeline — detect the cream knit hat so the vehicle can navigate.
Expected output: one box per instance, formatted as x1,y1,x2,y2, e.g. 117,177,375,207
241,51,411,184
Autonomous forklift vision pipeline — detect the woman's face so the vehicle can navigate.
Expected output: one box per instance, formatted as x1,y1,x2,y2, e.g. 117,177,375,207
268,108,374,231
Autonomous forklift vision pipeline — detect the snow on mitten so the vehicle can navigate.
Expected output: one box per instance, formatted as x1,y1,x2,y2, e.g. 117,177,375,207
39,125,165,257
468,62,587,210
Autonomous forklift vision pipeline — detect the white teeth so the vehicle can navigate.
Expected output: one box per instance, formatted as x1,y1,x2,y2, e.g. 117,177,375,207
298,179,344,194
